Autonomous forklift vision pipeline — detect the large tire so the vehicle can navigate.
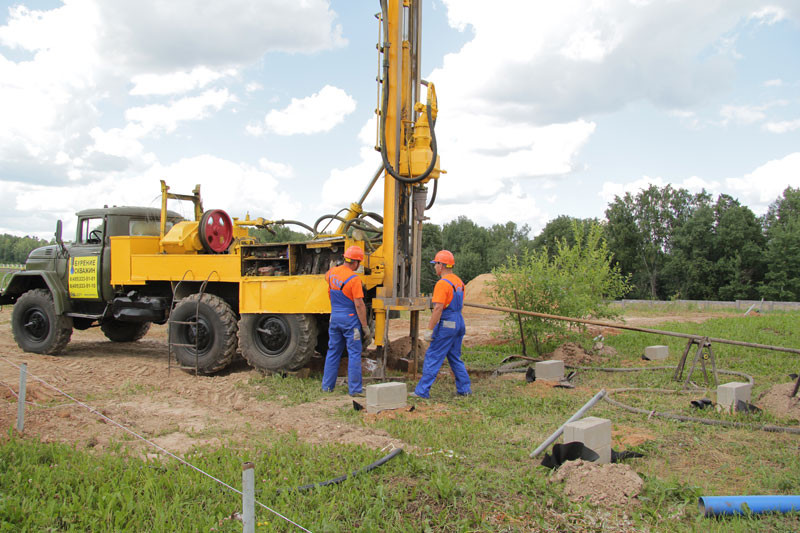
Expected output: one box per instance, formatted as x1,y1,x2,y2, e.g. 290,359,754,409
11,289,73,355
169,293,237,374
100,320,151,342
239,313,317,372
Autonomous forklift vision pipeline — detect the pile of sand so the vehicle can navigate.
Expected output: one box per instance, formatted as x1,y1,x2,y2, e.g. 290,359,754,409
551,459,644,506
757,382,800,422
544,342,609,366
463,273,503,315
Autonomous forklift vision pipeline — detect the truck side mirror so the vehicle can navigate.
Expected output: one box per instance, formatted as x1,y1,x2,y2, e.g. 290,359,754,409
55,219,68,257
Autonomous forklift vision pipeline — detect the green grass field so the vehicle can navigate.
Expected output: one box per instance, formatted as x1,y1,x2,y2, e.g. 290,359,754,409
2,311,800,532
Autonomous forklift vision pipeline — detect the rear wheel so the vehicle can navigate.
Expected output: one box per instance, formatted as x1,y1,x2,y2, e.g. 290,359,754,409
239,313,317,372
11,289,73,354
101,320,151,342
169,293,237,374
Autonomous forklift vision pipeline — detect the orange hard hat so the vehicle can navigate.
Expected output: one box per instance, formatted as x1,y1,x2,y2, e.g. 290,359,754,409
430,249,454,267
344,245,364,262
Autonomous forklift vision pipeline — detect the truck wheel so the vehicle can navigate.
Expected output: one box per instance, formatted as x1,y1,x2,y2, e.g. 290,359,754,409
100,320,151,342
169,293,237,374
239,314,317,372
11,289,73,355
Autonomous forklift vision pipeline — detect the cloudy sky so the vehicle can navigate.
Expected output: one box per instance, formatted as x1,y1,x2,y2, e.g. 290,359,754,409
1,0,799,240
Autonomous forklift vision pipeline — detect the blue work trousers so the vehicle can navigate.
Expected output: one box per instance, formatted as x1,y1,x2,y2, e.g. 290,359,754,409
414,325,471,398
322,321,363,395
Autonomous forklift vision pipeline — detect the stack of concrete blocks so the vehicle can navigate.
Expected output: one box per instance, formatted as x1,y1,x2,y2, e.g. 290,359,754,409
535,360,565,382
366,382,407,414
563,416,612,464
716,382,752,413
643,345,669,361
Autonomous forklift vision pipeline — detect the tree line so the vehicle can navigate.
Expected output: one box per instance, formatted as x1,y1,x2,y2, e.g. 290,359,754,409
2,185,797,301
422,185,800,302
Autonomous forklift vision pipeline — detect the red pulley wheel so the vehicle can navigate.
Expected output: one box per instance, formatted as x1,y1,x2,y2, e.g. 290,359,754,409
199,209,234,253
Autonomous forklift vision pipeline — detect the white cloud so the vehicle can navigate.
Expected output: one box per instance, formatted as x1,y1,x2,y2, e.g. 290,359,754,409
130,67,236,96
764,78,784,87
720,104,766,125
726,153,800,212
599,175,720,204
763,119,800,133
124,89,234,135
749,6,787,25
263,85,356,136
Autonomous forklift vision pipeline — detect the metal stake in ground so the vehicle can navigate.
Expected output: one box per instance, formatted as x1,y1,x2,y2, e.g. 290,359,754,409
242,462,255,533
17,362,27,432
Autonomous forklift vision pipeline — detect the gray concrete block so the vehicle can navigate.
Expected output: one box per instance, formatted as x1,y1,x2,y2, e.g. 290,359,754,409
643,345,669,360
717,382,752,411
591,444,612,464
535,360,564,381
366,382,407,414
563,416,612,451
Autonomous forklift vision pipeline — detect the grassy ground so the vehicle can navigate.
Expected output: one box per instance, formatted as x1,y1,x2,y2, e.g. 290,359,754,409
2,311,800,531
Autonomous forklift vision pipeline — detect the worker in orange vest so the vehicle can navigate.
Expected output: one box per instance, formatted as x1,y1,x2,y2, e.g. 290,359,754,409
412,250,471,398
322,245,371,396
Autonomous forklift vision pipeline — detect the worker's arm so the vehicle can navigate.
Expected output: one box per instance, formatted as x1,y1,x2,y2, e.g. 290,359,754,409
354,297,369,332
427,302,444,331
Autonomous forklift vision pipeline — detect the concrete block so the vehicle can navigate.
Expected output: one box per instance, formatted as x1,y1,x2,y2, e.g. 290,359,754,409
366,382,407,414
717,382,752,411
591,445,612,464
643,345,669,361
535,360,564,381
563,416,612,451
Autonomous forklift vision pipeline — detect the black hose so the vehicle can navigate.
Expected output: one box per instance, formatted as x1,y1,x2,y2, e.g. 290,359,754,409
277,448,404,493
270,219,316,235
426,178,438,210
378,0,437,185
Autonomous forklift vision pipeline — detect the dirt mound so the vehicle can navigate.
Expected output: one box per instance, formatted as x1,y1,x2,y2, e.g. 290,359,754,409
544,342,609,366
757,382,800,422
463,273,502,315
551,459,644,506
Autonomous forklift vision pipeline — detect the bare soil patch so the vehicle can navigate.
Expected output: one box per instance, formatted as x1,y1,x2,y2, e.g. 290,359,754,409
0,322,408,455
757,382,800,422
551,459,644,507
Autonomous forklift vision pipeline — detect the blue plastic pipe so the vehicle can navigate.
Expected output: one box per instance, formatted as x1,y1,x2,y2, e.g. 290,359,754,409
699,495,800,517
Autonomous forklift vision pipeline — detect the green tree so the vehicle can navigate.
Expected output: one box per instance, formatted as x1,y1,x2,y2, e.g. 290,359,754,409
760,187,800,300
491,221,630,354
248,225,310,243
532,215,599,257
605,185,707,299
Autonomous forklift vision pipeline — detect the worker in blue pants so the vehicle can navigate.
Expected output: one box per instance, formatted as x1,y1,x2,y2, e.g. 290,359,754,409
322,245,372,396
413,250,471,398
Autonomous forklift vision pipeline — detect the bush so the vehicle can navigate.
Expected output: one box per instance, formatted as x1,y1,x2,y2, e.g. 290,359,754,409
491,221,630,354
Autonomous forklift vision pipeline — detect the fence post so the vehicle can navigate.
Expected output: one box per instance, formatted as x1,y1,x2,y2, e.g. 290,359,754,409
17,363,27,432
242,462,255,533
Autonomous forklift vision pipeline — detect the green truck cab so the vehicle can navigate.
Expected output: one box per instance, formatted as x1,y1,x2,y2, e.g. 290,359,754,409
0,207,182,354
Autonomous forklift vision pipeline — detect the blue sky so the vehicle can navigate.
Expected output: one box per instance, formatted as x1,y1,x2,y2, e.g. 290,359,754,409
1,1,799,241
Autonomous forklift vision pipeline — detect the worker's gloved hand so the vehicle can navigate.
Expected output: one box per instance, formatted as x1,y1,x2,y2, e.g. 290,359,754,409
361,327,373,347
423,329,434,342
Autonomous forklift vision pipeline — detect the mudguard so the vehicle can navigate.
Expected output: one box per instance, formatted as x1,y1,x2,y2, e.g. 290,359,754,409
0,271,71,314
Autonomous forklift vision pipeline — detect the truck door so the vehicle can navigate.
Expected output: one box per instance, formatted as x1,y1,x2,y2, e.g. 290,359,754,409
69,216,106,302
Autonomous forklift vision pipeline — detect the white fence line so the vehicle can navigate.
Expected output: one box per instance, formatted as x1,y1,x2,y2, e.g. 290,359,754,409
610,299,800,311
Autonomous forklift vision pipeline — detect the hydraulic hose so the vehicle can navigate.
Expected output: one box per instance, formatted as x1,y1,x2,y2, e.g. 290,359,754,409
378,0,438,185
269,219,316,235
277,448,403,493
425,178,438,210
494,359,800,434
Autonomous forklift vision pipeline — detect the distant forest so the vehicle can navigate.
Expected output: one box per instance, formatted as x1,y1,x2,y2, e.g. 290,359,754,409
3,185,798,301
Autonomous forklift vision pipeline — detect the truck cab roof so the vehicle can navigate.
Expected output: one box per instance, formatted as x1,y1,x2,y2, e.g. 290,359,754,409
76,206,183,220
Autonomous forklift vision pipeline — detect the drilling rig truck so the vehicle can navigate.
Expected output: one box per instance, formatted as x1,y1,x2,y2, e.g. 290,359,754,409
0,0,441,375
